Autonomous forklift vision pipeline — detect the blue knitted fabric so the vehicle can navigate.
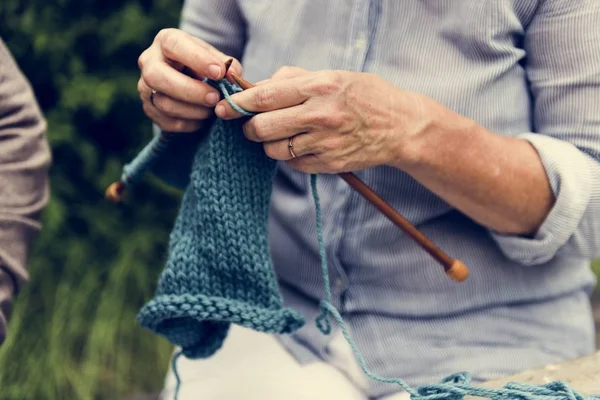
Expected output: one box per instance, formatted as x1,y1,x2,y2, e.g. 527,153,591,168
136,83,305,359
114,79,599,400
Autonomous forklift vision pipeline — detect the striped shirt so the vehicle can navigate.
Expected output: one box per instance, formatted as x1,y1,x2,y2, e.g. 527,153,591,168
158,1,600,397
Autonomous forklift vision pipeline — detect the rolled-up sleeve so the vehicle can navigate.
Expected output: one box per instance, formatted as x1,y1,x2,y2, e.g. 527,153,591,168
0,39,51,345
150,0,247,190
490,1,600,266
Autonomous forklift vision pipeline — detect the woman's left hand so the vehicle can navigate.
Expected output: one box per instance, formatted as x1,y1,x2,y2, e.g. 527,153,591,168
215,67,439,174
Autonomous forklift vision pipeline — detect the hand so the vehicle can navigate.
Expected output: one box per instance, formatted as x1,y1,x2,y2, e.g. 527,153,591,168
215,67,437,173
137,28,243,133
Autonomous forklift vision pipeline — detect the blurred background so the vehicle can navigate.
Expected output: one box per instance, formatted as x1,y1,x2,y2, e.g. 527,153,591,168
0,1,183,399
0,1,598,399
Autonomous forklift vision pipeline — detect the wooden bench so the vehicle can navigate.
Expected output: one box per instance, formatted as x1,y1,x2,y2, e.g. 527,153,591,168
482,351,600,396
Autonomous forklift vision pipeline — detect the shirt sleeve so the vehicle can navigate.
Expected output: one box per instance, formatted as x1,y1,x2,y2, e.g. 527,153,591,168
489,1,600,266
0,38,51,345
150,0,247,190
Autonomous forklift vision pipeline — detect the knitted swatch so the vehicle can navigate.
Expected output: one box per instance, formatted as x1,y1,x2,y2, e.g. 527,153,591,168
113,79,599,400
136,89,304,359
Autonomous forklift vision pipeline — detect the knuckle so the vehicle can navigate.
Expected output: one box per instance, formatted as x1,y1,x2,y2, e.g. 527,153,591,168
263,143,278,159
322,155,345,172
142,102,154,117
250,117,269,140
157,117,183,132
254,86,276,109
272,66,293,79
153,96,172,114
327,70,345,87
156,28,175,44
243,118,261,141
187,120,203,132
326,113,344,129
310,71,342,96
137,78,145,95
171,119,188,132
141,64,160,88
160,29,182,57
137,51,148,70
321,137,340,152
196,106,212,119
311,112,343,129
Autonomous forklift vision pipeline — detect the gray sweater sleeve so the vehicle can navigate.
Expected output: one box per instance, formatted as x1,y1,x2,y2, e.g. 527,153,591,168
0,38,51,346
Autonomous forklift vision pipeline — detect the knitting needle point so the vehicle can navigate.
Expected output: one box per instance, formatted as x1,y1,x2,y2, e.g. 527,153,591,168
229,72,469,283
224,58,235,82
224,58,233,72
230,72,253,89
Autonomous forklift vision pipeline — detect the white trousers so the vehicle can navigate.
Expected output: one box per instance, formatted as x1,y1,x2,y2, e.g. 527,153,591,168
160,324,410,400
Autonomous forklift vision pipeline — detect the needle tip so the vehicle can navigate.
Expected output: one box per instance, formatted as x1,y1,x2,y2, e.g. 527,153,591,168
230,72,254,90
224,58,233,73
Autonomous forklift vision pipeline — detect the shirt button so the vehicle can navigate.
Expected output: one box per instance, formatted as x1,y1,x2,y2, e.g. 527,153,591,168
355,33,368,51
335,278,344,288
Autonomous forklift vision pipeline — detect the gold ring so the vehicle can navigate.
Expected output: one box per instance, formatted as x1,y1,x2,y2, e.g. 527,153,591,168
288,137,297,158
150,88,157,107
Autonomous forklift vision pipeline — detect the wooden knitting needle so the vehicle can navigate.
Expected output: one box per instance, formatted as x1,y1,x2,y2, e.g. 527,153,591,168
228,70,469,283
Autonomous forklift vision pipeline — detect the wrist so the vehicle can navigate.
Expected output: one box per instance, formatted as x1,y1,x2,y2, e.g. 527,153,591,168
389,96,479,172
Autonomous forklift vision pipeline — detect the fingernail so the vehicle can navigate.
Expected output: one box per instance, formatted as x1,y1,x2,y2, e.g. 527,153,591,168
205,92,219,106
215,104,226,118
209,64,222,80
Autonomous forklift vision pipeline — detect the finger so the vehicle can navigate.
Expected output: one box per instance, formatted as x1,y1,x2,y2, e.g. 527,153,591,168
242,105,311,143
253,78,271,86
270,66,310,81
138,78,214,119
186,35,244,80
152,92,214,120
263,132,315,161
141,62,221,106
247,67,309,87
156,29,225,80
215,75,310,118
142,102,203,133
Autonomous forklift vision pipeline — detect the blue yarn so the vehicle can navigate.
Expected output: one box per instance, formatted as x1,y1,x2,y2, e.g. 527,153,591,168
117,78,253,190
218,81,255,117
116,79,599,400
171,349,184,400
311,174,332,335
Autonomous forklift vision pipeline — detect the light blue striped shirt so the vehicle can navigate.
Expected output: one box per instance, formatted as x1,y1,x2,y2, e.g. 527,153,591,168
156,1,600,397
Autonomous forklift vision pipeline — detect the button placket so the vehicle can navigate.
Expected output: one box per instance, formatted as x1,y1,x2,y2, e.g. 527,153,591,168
351,0,371,71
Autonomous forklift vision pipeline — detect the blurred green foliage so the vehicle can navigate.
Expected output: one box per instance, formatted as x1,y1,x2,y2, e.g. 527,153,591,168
0,1,185,399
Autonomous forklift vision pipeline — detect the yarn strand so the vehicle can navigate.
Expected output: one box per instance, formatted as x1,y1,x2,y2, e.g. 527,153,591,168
310,174,416,396
312,174,332,335
171,349,184,400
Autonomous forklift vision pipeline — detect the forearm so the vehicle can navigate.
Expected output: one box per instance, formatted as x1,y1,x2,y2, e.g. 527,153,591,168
396,101,554,236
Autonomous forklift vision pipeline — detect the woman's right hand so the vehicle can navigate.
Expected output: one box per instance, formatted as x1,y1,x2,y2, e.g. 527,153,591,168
137,28,243,133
